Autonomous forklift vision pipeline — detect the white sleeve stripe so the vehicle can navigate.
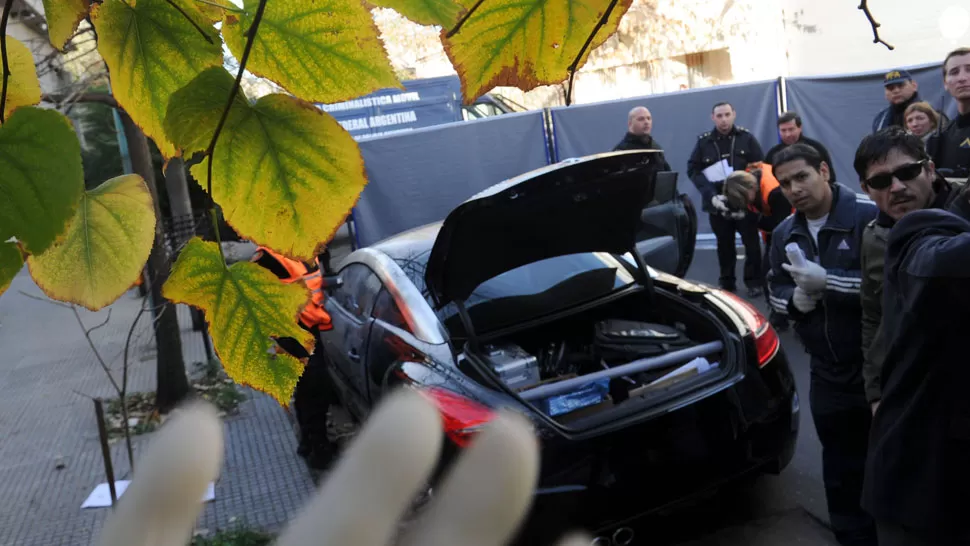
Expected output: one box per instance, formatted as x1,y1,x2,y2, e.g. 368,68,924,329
827,275,861,286
827,279,861,290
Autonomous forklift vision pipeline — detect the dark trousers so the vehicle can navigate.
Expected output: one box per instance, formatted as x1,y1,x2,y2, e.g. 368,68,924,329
709,212,762,290
877,521,970,546
810,374,877,546
294,347,336,450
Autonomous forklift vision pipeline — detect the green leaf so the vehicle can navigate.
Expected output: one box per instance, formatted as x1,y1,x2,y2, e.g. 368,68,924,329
0,241,24,298
92,0,222,158
222,0,400,104
3,36,42,121
0,107,84,255
163,238,314,405
442,0,633,102
165,67,368,260
27,175,156,311
42,0,91,50
369,0,471,27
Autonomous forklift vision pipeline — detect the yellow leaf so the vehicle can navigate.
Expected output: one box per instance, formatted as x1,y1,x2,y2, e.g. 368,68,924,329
2,36,42,121
189,0,237,23
92,0,222,158
442,0,633,103
165,67,368,260
163,238,313,405
0,241,24,298
0,107,84,255
27,175,156,311
369,0,471,27
42,0,91,50
222,0,400,104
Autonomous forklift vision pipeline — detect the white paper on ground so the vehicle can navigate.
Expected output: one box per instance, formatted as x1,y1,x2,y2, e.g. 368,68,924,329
81,480,215,508
702,159,732,182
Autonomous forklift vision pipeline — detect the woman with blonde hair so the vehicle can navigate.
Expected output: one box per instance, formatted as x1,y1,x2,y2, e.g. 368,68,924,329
903,101,940,142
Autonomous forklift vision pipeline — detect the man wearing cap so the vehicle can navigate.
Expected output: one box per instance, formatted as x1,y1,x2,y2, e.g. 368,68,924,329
872,70,923,133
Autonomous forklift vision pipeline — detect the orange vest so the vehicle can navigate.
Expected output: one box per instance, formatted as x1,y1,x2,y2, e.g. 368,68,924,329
251,247,332,332
745,163,793,243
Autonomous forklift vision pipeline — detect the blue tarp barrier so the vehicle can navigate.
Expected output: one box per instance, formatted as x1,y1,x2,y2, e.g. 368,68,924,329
549,80,780,235
786,62,954,193
353,110,549,247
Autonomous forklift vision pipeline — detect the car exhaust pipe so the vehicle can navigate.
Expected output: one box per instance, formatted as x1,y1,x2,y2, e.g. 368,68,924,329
590,537,612,546
612,527,635,546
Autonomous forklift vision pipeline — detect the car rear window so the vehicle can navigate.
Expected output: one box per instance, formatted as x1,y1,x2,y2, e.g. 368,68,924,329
396,251,637,334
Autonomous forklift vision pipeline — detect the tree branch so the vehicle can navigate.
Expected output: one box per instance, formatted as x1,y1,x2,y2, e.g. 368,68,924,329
42,91,119,109
565,0,620,106
445,0,485,38
858,0,893,50
72,306,123,395
164,0,214,44
205,0,268,264
1,0,14,123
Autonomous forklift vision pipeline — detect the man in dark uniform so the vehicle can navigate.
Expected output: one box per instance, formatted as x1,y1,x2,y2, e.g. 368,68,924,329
767,144,878,546
872,69,922,133
613,105,672,171
687,101,765,295
766,112,838,182
928,47,970,179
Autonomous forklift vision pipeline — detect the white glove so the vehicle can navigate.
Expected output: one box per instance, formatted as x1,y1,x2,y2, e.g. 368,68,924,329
728,210,746,220
792,286,818,313
782,260,827,294
96,391,591,546
711,195,730,213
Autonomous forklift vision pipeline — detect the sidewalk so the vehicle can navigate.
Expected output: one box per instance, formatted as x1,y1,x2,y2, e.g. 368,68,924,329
0,268,316,545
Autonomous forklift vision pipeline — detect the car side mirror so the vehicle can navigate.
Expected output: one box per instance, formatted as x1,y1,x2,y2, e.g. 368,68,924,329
322,274,342,292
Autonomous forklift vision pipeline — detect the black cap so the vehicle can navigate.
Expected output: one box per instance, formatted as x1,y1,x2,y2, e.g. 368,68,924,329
883,69,913,86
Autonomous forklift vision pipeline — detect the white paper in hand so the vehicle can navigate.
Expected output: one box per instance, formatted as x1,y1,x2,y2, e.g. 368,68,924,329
702,159,731,182
785,243,809,268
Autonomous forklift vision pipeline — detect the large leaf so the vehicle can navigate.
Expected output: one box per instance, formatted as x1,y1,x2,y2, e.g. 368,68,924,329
92,0,222,158
42,0,91,50
27,175,156,311
369,0,470,27
222,0,400,104
0,107,84,255
0,241,24,298
442,0,633,102
165,68,367,260
163,238,313,405
3,36,42,121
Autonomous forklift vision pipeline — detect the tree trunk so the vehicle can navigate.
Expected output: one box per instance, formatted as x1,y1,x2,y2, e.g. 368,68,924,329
162,159,207,334
119,111,190,413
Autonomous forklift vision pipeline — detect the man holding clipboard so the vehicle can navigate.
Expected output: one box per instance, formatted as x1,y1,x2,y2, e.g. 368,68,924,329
687,102,766,295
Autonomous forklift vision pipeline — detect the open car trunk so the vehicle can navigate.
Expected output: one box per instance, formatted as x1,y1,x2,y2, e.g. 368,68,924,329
459,285,738,428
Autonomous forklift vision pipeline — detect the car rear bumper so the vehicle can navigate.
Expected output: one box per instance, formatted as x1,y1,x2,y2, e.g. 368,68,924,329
513,382,798,544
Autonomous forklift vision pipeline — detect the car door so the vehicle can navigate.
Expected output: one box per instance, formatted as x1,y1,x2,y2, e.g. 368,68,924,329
636,171,698,278
364,287,429,403
320,263,381,413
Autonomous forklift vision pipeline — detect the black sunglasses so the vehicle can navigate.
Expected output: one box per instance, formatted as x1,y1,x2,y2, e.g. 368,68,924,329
864,160,927,190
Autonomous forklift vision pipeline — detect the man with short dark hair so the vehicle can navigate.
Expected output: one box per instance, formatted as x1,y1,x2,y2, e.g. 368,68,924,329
767,143,878,546
766,112,837,182
927,47,970,178
687,102,765,295
873,69,922,133
613,106,672,170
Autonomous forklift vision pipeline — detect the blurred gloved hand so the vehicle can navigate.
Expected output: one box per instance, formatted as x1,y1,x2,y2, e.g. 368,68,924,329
727,210,747,220
96,390,590,546
711,195,730,214
792,286,819,314
782,261,827,294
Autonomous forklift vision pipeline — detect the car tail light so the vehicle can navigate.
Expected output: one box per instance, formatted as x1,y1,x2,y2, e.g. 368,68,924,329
421,387,494,447
717,290,780,368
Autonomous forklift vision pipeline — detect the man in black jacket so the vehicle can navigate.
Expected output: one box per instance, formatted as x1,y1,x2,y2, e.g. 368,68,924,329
767,143,878,546
687,102,765,295
872,69,922,133
862,185,970,545
613,106,672,171
928,47,970,179
766,112,837,182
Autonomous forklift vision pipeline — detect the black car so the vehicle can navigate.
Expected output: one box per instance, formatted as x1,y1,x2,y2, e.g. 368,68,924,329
318,151,799,544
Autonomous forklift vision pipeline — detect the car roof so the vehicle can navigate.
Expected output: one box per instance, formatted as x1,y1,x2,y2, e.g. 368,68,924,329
370,222,441,262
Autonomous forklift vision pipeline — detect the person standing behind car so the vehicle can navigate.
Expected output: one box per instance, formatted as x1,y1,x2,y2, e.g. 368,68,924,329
927,47,970,179
687,101,765,296
613,106,672,171
872,69,923,133
765,112,838,183
854,128,957,414
723,163,794,331
767,143,878,546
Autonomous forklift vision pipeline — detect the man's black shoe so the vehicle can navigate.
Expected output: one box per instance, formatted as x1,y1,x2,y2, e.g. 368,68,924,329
297,441,312,458
306,445,339,470
747,286,764,298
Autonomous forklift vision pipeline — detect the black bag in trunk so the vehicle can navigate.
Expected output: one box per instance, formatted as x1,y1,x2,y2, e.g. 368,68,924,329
594,319,693,364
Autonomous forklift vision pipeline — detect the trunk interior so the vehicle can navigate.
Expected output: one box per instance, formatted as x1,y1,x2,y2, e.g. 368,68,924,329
460,287,737,426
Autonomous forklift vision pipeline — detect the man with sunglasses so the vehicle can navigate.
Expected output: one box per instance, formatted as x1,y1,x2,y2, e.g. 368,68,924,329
854,128,958,419
767,143,878,546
